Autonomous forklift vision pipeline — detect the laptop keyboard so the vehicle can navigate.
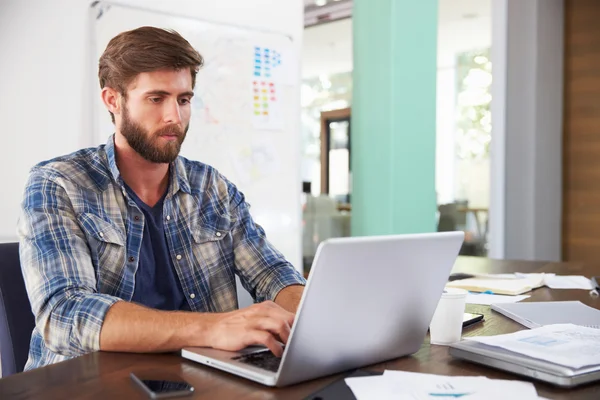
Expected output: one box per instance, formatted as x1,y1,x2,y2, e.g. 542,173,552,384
232,350,281,372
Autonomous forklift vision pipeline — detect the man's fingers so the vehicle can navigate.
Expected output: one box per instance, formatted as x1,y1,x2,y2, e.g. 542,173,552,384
252,317,291,344
251,302,296,327
263,302,296,326
250,330,283,357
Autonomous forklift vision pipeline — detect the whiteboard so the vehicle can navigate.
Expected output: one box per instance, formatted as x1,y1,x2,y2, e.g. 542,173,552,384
90,2,302,273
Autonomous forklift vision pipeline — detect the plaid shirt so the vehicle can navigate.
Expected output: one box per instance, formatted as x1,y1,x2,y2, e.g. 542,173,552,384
18,135,305,371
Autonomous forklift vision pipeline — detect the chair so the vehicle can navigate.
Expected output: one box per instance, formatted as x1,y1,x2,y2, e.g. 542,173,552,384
437,203,486,256
0,242,35,376
437,203,458,232
302,195,340,272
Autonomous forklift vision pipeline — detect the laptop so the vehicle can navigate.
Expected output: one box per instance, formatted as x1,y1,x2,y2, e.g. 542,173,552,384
182,232,464,387
449,340,600,388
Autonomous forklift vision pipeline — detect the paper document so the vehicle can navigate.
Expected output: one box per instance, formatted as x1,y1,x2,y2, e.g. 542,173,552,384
542,275,593,290
466,293,530,305
448,272,593,294
512,273,593,289
466,324,600,369
345,370,539,400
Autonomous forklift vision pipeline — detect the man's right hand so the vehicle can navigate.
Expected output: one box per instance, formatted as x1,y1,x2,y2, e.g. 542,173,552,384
206,301,295,357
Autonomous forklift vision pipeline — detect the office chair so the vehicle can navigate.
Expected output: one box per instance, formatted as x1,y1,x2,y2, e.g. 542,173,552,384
0,242,35,376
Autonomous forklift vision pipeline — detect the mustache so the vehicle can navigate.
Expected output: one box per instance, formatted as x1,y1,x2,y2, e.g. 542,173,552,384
155,125,185,137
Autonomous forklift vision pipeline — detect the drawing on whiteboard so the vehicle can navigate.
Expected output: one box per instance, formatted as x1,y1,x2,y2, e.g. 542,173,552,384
252,44,296,85
251,80,282,130
192,96,219,124
253,46,282,79
229,141,280,186
190,36,251,127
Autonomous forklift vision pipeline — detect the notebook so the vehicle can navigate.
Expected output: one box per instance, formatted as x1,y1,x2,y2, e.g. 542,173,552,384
491,301,600,329
446,275,545,295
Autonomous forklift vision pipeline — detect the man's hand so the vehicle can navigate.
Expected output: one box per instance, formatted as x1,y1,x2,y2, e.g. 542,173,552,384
100,295,301,356
206,301,295,357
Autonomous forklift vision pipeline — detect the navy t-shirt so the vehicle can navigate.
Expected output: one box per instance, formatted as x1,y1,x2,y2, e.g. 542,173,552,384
125,184,189,311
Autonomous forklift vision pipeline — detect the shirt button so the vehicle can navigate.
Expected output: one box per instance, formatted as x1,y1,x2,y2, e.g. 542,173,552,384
99,232,104,238
176,254,182,260
166,215,171,221
189,293,196,299
216,232,222,237
134,215,140,221
128,256,135,262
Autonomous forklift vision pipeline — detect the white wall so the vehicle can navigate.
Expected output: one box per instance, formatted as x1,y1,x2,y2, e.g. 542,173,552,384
302,18,352,79
489,0,563,261
0,0,303,242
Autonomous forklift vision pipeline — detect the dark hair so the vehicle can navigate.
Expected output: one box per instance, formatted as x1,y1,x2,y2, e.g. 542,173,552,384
98,26,204,122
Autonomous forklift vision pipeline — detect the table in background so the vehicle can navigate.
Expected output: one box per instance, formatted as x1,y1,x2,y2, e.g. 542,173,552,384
1,257,599,399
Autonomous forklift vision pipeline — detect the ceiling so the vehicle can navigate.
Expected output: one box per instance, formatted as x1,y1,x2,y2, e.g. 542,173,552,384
302,0,491,78
303,0,490,16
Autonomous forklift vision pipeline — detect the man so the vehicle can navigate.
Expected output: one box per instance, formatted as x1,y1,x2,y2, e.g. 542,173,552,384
18,26,305,371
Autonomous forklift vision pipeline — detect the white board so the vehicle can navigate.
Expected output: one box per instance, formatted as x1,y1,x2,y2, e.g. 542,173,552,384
91,1,302,273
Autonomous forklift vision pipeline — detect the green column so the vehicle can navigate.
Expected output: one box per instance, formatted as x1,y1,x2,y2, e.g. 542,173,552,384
351,0,438,236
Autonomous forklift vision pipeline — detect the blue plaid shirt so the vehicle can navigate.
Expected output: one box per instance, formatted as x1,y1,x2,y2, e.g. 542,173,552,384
18,135,305,371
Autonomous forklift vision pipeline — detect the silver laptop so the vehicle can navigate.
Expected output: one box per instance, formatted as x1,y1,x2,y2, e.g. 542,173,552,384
449,340,600,388
182,232,464,387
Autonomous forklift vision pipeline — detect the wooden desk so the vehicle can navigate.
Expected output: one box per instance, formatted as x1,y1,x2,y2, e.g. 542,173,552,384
1,257,599,399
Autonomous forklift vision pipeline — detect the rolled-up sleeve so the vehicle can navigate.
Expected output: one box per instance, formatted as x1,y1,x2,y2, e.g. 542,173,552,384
18,168,118,357
228,182,306,302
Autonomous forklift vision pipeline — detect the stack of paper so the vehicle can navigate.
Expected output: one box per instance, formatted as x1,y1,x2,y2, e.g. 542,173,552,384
447,272,593,295
345,370,542,400
466,323,600,369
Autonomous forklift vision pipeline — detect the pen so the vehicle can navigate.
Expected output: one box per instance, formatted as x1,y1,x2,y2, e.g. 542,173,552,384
468,290,495,295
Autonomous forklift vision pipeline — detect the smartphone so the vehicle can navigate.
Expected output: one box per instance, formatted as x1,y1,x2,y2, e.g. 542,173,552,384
130,372,194,399
463,312,484,327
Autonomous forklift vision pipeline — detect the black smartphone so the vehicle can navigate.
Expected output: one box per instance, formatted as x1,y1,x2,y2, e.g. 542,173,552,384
463,312,484,327
130,372,194,399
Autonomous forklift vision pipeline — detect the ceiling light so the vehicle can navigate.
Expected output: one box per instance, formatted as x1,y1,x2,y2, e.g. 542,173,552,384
315,0,327,6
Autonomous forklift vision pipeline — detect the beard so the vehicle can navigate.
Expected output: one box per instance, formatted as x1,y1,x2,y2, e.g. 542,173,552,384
120,105,189,164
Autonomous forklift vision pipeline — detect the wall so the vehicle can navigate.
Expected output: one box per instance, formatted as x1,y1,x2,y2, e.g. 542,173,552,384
302,18,352,79
0,0,303,245
563,0,600,261
489,0,563,261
